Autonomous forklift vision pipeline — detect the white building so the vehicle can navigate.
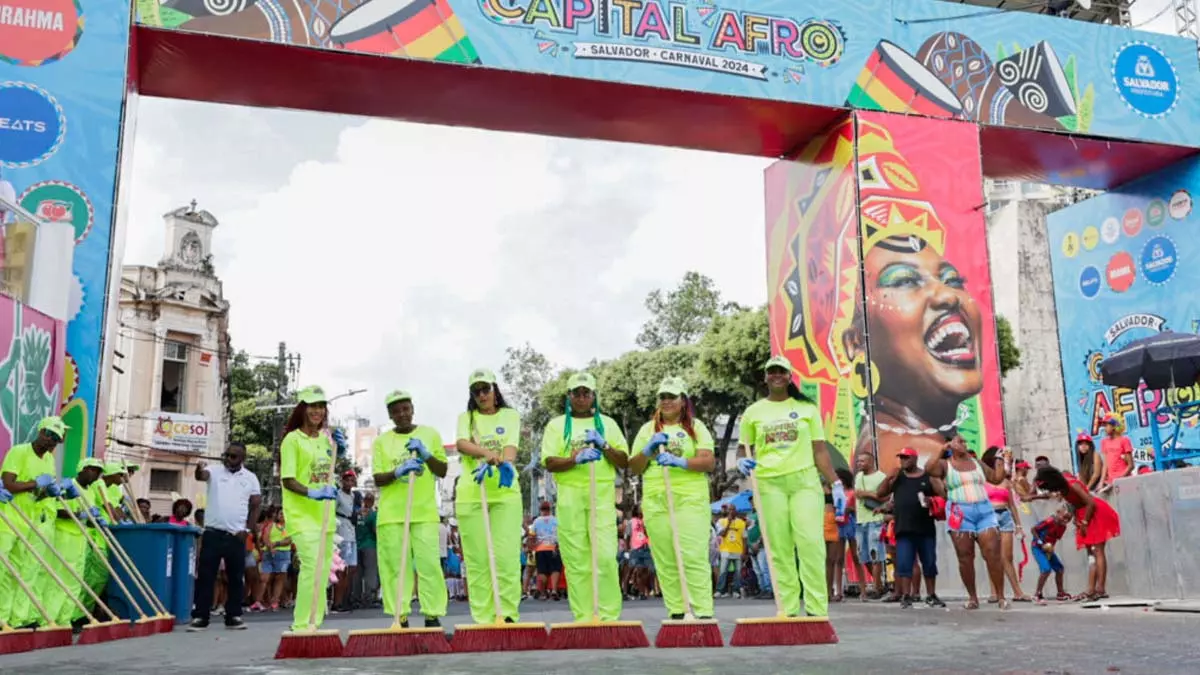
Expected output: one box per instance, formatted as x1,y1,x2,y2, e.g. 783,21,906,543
107,202,231,515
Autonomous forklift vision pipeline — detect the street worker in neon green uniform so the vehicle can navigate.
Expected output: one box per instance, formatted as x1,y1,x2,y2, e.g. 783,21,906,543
99,462,129,522
0,416,68,627
540,372,629,623
455,368,524,624
279,385,339,632
737,356,845,618
47,457,106,625
371,389,449,627
627,376,716,619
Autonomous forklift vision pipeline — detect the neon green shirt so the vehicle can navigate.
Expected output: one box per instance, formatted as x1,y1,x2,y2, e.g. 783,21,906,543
632,420,714,500
374,425,446,525
0,443,56,534
539,414,628,489
455,408,521,505
738,398,825,479
279,429,335,535
105,483,124,511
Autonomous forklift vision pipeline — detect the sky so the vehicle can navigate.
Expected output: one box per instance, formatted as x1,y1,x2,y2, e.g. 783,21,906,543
123,0,1183,441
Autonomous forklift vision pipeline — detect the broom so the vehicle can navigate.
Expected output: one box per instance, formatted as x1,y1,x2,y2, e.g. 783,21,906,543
0,616,34,655
2,503,132,644
546,458,648,649
84,488,174,634
730,452,838,647
344,454,450,657
452,472,547,652
0,547,71,650
654,467,723,648
276,492,344,659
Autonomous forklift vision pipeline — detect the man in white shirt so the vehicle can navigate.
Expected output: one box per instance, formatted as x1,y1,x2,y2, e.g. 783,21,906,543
188,442,262,631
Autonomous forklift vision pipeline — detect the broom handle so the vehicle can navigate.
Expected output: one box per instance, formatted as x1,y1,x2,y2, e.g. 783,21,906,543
121,484,145,524
477,476,505,624
55,494,137,620
0,506,99,622
0,545,57,625
588,458,601,623
308,494,334,631
391,455,416,628
661,468,694,620
89,488,168,615
745,447,786,618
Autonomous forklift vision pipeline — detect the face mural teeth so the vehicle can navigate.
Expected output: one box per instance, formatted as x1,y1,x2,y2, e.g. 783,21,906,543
924,315,976,365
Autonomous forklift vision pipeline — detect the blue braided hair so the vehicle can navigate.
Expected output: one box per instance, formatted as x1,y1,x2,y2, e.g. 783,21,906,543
562,393,605,443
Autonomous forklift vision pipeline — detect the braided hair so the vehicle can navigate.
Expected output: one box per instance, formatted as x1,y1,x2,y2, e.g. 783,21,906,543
563,393,605,443
653,394,698,442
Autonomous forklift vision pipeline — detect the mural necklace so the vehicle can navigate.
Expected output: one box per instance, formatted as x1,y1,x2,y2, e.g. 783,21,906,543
870,398,971,436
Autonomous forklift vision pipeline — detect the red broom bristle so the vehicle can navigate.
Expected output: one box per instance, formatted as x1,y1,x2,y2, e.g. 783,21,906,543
156,617,175,634
729,619,838,647
342,631,451,657
77,622,131,645
546,625,649,650
31,627,73,650
451,626,548,652
274,633,345,659
131,620,158,638
654,622,724,648
0,630,35,655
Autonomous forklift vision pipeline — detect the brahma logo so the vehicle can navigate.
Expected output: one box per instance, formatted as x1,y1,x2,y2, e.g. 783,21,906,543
1105,251,1135,293
0,0,82,66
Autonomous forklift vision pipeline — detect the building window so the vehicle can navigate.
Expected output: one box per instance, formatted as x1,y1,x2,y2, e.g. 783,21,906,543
149,468,181,493
161,340,188,412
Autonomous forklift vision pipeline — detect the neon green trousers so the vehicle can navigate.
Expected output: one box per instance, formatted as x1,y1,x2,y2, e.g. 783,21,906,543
756,467,828,617
378,522,447,619
290,527,335,632
83,530,109,601
643,488,714,617
10,518,57,626
0,532,19,625
558,483,622,622
457,497,523,624
48,529,90,625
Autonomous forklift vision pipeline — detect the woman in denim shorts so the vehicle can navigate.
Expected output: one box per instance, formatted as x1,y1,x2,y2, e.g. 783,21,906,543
981,447,1032,603
261,509,293,610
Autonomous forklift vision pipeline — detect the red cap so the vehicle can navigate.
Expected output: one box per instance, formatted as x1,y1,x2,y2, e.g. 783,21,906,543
897,447,917,458
1016,460,1031,470
342,470,357,478
1076,432,1093,443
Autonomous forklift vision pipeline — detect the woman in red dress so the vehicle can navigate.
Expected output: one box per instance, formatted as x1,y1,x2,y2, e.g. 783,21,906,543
1033,466,1121,601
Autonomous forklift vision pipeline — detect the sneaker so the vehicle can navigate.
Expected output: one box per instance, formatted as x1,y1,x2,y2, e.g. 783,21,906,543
1055,592,1072,602
882,594,902,603
400,618,409,629
756,591,774,601
925,594,946,608
330,606,346,615
503,617,514,624
900,595,913,609
695,616,713,620
425,617,441,628
213,606,225,617
225,617,247,630
186,618,209,632
669,614,685,620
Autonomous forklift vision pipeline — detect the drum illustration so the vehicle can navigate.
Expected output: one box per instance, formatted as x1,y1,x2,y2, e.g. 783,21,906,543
846,41,965,119
329,0,479,64
993,41,1076,119
915,31,994,121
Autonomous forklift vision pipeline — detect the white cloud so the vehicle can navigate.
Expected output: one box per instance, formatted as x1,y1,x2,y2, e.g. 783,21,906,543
128,101,773,442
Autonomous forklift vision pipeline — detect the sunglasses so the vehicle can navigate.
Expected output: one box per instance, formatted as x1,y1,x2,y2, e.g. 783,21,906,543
223,452,241,460
44,430,62,443
570,388,593,397
658,393,679,401
470,384,492,396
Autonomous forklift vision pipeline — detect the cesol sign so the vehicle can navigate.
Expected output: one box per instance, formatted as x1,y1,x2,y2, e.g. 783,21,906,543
151,413,211,453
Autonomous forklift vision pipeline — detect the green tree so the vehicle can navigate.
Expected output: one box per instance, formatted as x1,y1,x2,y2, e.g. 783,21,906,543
500,343,557,511
226,350,289,489
996,315,1021,377
636,271,725,349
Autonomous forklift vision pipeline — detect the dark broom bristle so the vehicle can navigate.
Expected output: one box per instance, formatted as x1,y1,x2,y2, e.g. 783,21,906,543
342,631,451,657
131,620,158,638
546,625,649,650
275,632,345,659
729,619,838,647
655,622,724,648
0,630,35,655
77,622,132,645
451,626,548,653
31,627,73,650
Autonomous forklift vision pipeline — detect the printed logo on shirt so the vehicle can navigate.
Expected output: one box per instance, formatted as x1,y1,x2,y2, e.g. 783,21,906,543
763,419,800,446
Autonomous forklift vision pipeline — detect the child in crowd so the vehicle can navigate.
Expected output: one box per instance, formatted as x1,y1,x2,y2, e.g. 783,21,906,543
1031,507,1072,603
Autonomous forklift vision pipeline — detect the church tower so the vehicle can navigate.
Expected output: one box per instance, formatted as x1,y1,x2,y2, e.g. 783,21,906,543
161,199,218,273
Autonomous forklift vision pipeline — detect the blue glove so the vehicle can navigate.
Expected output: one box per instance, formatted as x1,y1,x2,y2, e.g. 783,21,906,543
395,458,423,478
831,480,847,517
655,452,688,469
473,463,494,484
307,486,336,500
641,432,669,457
584,429,607,449
498,461,516,489
0,487,12,504
406,438,432,462
43,480,62,497
59,480,80,500
575,447,603,465
88,506,103,519
736,458,757,477
35,473,56,490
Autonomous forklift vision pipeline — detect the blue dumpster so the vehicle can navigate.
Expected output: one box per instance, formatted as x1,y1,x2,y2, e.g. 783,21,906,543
106,523,175,621
170,526,202,624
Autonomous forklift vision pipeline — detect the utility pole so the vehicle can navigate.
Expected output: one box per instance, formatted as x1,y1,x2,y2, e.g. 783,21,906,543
268,341,301,504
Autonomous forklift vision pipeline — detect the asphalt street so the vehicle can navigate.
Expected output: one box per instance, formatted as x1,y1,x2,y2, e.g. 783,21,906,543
0,596,1194,674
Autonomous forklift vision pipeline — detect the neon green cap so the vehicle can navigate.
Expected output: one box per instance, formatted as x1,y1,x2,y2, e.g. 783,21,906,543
567,372,597,391
38,416,69,439
763,355,795,372
78,458,104,471
468,368,496,386
298,385,327,405
103,462,126,476
385,390,412,407
657,376,688,397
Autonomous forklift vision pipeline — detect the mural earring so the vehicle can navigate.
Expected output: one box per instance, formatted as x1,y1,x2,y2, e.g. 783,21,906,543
850,356,880,399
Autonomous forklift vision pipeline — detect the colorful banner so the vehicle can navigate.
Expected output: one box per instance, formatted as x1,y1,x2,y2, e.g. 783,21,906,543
767,111,1005,473
1047,157,1200,472
0,1,133,473
134,0,1200,148
0,297,65,469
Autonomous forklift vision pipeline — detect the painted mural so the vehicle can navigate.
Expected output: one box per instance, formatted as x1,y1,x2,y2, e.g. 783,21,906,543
766,112,1005,474
0,297,66,468
1048,157,1200,473
0,1,133,474
133,0,1198,148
